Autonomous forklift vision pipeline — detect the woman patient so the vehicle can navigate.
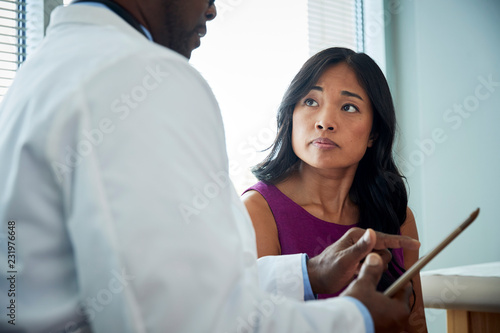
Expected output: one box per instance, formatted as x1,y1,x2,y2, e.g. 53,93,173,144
242,47,427,332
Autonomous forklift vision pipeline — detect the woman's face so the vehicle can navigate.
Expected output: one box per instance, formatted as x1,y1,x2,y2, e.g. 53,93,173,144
291,62,374,172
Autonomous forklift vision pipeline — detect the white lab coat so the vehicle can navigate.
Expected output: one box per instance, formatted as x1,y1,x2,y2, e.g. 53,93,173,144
0,5,369,333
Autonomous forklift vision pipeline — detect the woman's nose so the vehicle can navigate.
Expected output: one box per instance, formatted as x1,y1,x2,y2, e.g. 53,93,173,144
315,106,337,131
316,119,335,131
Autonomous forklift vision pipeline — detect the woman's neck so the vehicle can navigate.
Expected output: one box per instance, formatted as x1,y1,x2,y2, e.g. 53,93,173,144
276,162,359,224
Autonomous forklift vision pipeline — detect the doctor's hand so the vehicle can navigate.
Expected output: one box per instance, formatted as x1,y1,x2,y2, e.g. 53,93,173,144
306,228,419,294
341,253,412,333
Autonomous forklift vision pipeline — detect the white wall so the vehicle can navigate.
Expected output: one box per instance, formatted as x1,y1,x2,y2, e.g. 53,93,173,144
385,0,500,331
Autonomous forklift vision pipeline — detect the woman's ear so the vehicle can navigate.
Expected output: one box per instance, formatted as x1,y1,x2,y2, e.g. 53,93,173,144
368,133,378,147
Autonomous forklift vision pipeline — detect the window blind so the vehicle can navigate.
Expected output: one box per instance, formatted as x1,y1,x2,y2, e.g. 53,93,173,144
0,0,26,103
308,0,364,56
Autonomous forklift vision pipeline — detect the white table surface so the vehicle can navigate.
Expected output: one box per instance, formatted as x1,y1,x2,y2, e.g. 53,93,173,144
421,262,500,313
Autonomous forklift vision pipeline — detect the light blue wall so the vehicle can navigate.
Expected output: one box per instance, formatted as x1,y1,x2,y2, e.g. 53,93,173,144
385,0,500,331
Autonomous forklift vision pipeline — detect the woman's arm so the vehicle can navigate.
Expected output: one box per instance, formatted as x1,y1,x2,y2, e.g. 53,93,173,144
242,190,281,257
400,207,428,333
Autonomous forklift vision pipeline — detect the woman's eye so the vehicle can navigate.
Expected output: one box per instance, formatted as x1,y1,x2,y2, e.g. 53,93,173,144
342,104,358,113
304,98,319,107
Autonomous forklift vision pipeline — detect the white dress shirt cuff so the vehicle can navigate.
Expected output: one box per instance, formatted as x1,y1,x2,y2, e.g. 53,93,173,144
257,254,305,301
302,253,317,301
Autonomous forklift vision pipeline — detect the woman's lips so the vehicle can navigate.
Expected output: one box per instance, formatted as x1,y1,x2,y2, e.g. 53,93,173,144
311,137,340,149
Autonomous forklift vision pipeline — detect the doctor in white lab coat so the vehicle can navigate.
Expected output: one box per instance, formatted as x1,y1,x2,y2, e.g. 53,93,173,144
0,1,416,332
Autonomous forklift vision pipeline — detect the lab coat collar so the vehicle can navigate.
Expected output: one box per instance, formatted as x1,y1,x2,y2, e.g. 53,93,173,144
47,5,147,41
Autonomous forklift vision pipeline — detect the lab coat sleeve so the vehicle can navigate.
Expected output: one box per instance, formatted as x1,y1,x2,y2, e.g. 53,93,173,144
48,52,370,333
257,254,306,301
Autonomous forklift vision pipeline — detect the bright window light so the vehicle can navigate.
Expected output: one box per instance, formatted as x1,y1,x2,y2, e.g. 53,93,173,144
191,0,372,193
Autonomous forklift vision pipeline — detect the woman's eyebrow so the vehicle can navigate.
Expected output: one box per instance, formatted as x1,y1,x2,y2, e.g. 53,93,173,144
341,90,364,101
310,86,363,101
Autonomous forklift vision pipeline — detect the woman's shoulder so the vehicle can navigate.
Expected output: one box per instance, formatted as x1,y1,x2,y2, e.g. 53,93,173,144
242,181,275,195
241,183,281,256
401,206,418,239
241,186,268,208
242,181,282,204
242,181,274,209
403,207,416,226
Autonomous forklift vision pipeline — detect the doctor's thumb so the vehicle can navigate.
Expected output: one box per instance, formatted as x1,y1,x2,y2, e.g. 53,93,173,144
357,253,384,288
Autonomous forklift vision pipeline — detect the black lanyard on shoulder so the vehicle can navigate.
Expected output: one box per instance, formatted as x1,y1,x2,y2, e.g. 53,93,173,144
72,0,149,39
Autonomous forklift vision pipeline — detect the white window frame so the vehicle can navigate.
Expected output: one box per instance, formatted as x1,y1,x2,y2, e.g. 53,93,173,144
0,0,27,102
363,0,387,74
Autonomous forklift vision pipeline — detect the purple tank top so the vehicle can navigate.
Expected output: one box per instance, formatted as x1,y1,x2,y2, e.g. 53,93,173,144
244,181,405,299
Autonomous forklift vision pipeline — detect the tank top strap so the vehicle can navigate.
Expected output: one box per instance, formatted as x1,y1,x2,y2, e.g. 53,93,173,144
243,181,305,220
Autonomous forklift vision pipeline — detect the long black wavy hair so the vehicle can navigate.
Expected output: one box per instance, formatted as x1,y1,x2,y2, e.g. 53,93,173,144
252,47,409,292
